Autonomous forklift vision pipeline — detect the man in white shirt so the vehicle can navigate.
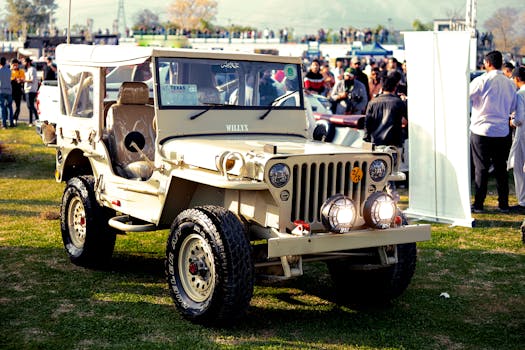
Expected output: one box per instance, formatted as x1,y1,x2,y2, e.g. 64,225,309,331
331,59,345,86
508,67,525,208
22,57,39,125
470,50,517,213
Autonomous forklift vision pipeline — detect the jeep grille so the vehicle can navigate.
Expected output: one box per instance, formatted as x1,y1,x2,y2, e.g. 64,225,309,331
291,160,368,223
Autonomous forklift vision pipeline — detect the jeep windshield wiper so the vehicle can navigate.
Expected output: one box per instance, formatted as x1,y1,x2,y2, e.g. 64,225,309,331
189,102,230,120
259,89,299,120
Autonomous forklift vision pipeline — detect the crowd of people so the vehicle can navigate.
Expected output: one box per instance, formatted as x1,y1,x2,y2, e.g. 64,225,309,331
0,56,56,128
301,50,525,210
303,55,407,115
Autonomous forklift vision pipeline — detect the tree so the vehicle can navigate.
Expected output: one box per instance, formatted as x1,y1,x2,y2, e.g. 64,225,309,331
484,6,525,54
6,0,57,34
412,19,432,31
445,7,463,21
167,0,218,31
133,9,160,31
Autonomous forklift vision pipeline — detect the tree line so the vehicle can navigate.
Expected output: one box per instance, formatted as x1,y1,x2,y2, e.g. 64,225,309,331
2,0,524,54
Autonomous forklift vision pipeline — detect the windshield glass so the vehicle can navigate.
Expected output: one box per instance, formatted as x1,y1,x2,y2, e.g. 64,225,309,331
155,57,303,109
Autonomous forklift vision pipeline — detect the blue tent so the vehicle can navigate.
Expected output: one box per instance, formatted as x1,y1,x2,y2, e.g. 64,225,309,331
350,42,393,56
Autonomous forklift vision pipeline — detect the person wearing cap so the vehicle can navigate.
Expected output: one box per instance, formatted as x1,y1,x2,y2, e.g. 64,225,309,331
329,68,368,114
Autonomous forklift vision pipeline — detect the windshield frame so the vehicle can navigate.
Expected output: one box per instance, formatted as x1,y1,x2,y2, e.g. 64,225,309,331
153,56,304,111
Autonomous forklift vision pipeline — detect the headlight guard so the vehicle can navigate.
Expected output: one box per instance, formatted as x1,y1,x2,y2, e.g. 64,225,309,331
363,192,397,229
320,194,357,233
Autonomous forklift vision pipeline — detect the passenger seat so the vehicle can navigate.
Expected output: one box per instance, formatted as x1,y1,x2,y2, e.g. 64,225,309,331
106,82,155,180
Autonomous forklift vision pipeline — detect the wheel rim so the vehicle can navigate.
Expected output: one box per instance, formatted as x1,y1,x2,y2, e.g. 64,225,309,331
178,233,215,303
68,196,87,248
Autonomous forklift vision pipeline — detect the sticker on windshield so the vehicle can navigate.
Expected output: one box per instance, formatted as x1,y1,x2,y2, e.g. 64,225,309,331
284,65,297,80
160,84,198,106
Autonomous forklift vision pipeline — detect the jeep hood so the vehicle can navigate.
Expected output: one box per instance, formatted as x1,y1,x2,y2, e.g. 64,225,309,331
160,135,369,174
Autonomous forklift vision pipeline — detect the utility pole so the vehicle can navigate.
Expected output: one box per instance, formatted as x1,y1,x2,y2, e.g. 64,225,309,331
116,0,127,36
465,0,477,38
465,0,478,70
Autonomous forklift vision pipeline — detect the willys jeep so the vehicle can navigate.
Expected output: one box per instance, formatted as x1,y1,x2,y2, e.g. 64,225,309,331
51,44,430,325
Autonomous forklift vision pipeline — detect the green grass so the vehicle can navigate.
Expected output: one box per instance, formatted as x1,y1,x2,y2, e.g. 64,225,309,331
1,126,524,349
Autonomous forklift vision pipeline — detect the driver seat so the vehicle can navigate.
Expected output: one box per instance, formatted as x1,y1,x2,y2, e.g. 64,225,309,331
106,82,155,180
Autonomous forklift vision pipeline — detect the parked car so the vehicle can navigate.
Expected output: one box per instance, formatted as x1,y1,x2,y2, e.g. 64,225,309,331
51,44,430,326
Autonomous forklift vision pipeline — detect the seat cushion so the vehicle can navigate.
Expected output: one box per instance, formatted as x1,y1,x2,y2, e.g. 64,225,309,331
122,161,154,180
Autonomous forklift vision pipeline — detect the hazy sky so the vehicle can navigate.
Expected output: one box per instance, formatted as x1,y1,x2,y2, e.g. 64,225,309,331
3,0,524,34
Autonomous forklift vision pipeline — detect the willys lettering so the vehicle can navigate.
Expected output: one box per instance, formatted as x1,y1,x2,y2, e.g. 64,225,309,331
226,124,249,132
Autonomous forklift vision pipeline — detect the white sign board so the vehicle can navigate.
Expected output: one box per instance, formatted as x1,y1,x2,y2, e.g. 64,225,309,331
403,31,474,227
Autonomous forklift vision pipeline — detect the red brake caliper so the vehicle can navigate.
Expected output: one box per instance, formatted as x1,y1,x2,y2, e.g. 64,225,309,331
189,262,198,275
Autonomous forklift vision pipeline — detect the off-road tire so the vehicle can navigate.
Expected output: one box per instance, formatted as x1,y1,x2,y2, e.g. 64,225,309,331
165,206,254,326
60,175,117,268
327,242,417,307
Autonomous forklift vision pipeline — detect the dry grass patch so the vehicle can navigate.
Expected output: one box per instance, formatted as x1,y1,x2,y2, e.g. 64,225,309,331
40,210,60,220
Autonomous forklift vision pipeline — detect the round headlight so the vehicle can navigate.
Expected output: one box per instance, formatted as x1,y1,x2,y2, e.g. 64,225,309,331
320,194,357,233
363,192,396,229
268,163,290,188
369,159,388,182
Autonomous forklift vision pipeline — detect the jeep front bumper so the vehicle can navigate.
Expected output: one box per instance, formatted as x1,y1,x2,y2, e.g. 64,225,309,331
267,224,431,258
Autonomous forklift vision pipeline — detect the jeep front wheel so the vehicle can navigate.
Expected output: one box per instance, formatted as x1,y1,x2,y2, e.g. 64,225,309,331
60,176,116,268
166,206,254,325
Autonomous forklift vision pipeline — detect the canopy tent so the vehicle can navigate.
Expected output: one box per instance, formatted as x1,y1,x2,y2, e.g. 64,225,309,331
350,42,393,56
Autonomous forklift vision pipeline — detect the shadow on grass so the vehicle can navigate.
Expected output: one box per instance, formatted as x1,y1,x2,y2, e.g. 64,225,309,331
0,157,56,180
0,199,60,218
0,198,59,206
473,218,523,228
2,244,523,350
109,253,166,279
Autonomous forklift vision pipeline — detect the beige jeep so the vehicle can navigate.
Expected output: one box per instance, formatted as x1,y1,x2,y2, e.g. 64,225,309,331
53,44,430,325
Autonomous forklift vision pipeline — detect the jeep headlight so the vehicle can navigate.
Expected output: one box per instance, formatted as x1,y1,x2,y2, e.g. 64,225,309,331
268,163,290,188
321,194,357,233
369,159,388,182
363,192,396,229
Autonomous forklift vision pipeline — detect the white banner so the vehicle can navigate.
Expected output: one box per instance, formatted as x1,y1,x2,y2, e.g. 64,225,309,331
403,31,474,227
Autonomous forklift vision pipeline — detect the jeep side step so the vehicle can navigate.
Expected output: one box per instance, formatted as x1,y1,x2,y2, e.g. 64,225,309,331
108,215,157,232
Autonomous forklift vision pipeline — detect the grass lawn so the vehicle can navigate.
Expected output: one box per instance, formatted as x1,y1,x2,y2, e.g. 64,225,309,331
1,126,524,349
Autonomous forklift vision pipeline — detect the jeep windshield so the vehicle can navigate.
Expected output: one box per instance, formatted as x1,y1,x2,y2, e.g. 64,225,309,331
155,57,303,110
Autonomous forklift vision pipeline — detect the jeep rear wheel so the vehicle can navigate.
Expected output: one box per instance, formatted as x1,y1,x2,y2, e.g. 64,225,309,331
60,176,116,268
327,243,417,307
166,206,254,325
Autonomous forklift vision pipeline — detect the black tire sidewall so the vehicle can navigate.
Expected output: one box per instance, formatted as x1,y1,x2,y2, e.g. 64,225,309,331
166,216,217,317
60,176,116,266
166,207,254,324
